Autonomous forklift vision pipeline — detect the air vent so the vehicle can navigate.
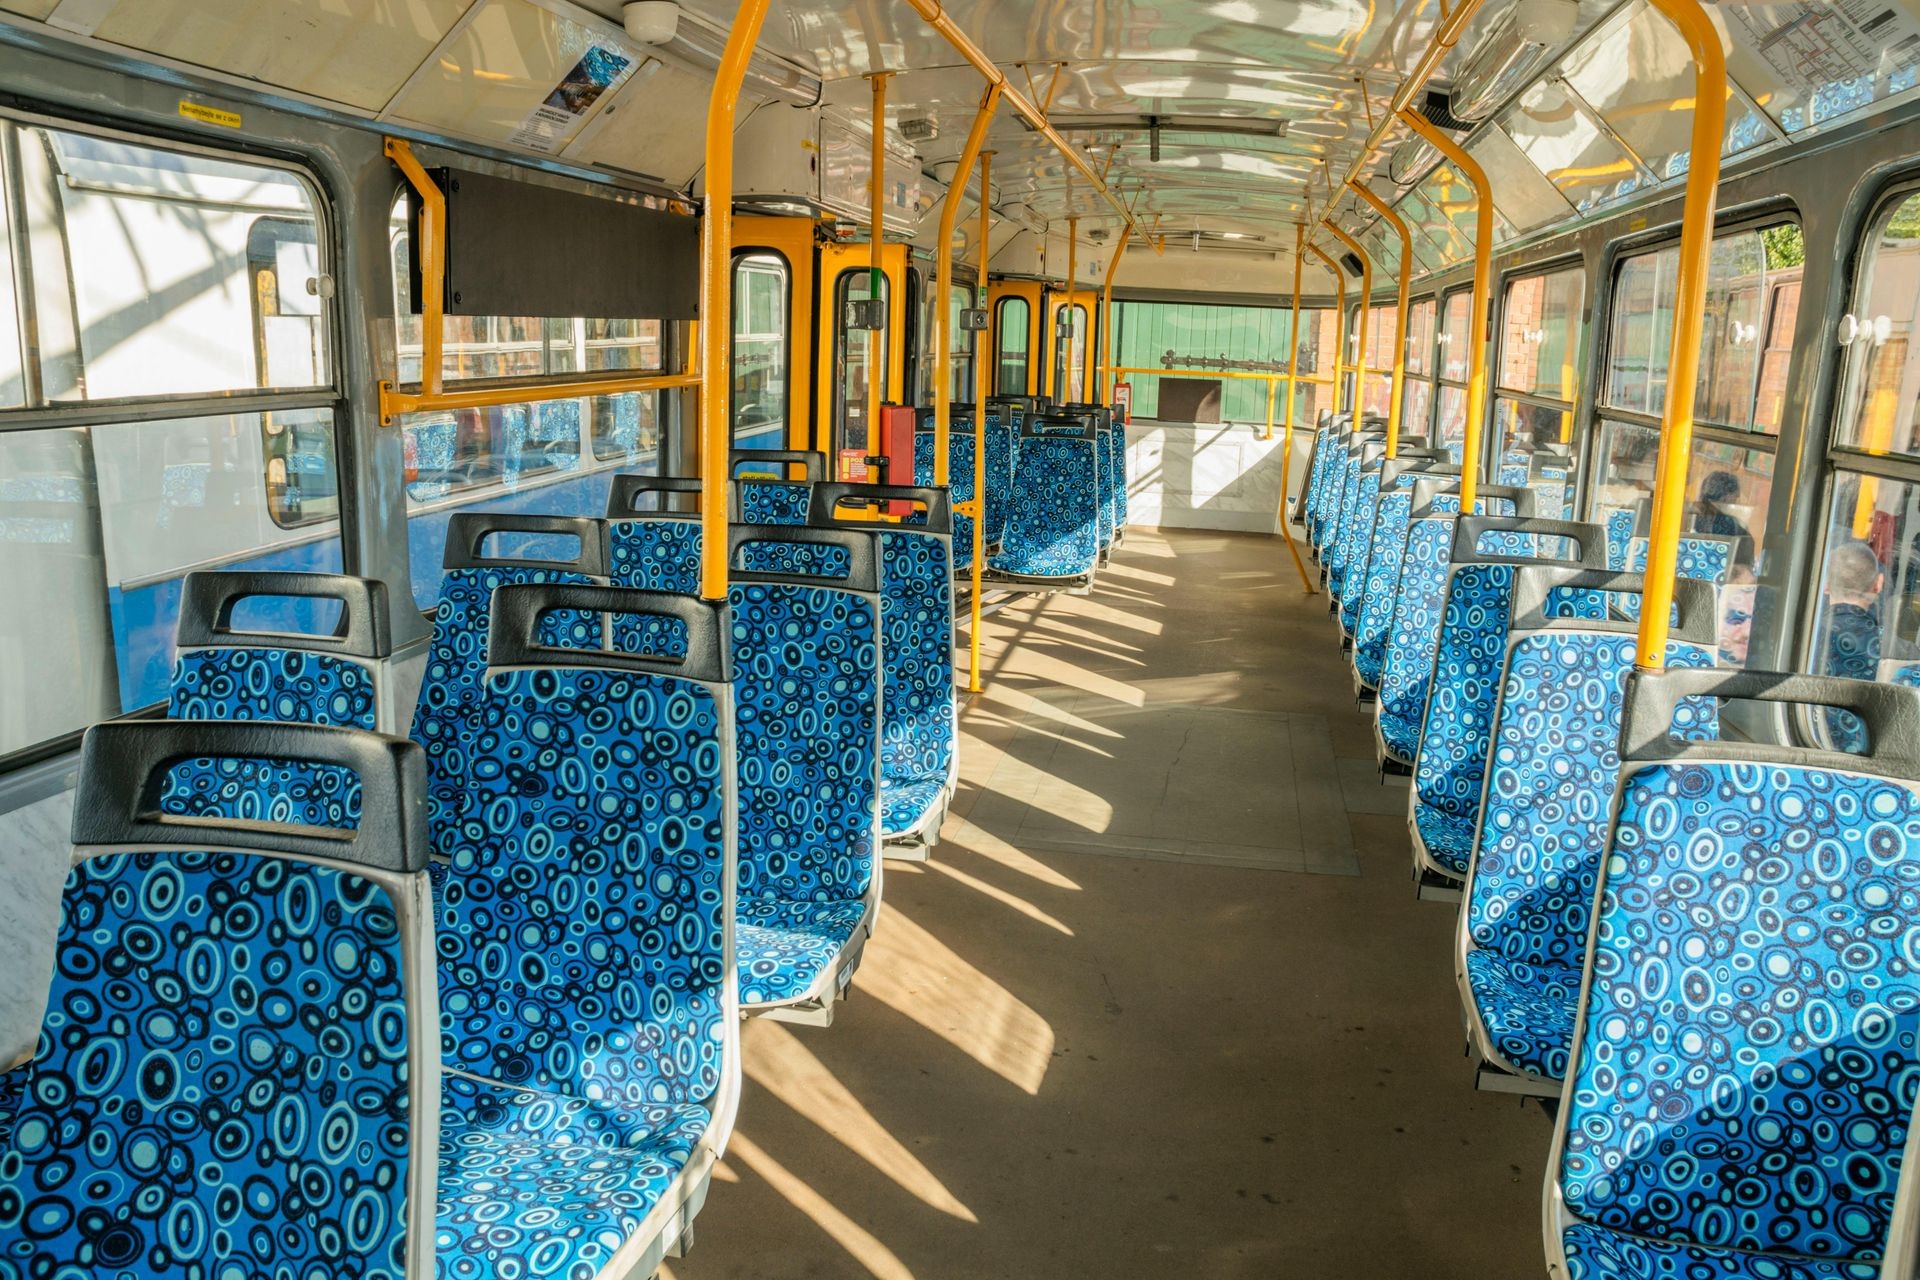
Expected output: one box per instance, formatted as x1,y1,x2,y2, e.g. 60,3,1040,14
1411,87,1469,132
1339,252,1365,278
900,117,939,145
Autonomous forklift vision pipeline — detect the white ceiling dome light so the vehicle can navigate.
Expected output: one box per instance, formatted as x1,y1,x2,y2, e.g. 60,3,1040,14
623,2,682,46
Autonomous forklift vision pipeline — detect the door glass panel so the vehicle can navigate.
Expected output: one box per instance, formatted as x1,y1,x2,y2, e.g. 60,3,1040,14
834,270,888,455
995,296,1029,395
731,251,788,450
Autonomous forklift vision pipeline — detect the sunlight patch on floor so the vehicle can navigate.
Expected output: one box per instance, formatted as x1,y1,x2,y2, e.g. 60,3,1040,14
928,859,1073,936
726,1133,920,1280
859,908,1055,1096
743,1022,977,1222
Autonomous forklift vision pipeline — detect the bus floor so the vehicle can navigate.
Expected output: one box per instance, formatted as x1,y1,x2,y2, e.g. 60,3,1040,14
666,527,1544,1280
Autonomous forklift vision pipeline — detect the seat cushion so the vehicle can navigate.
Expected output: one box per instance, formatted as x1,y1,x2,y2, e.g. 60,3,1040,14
736,897,868,1006
1412,800,1476,877
437,1074,709,1280
1560,1223,1879,1279
1463,950,1580,1081
881,775,946,838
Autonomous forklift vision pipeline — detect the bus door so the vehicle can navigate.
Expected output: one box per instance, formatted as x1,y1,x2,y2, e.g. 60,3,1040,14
1045,286,1096,405
817,239,908,475
986,278,1044,400
732,215,817,452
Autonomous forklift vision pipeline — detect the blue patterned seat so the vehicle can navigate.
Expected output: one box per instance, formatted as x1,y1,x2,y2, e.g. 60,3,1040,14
162,570,395,829
1352,459,1455,687
1372,484,1529,767
994,416,1102,582
809,484,957,847
729,448,825,526
0,719,436,1280
1327,441,1385,607
1457,569,1719,1089
1321,432,1383,594
728,525,882,1017
914,424,982,571
410,514,607,849
1301,415,1345,552
1600,518,1736,623
1546,669,1920,1280
1109,421,1128,541
429,582,736,1276
1409,516,1606,884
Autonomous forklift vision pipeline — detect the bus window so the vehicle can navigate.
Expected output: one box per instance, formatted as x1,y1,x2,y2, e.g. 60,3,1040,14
1359,305,1399,420
731,251,788,449
1806,191,1920,738
834,269,889,455
995,296,1029,395
1399,297,1438,443
1493,264,1586,512
0,118,342,762
1434,290,1473,454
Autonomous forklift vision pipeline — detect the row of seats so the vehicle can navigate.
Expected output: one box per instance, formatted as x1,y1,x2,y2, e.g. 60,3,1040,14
1,469,963,1277
1297,411,1920,1279
912,396,1127,589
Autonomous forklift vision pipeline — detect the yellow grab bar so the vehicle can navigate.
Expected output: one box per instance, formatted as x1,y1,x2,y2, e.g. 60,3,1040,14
1635,0,1727,670
697,0,773,600
1350,181,1412,461
933,82,1003,487
1400,109,1491,514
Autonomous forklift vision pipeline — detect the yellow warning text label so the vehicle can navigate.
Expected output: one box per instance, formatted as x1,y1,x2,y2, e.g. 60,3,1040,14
179,101,242,130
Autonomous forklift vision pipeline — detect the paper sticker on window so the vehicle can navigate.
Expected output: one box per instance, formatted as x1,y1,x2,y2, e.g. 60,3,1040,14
510,44,635,154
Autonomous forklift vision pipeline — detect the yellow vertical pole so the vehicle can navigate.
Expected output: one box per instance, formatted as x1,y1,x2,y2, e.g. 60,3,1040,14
1065,215,1079,402
1278,224,1317,595
1329,224,1372,426
698,0,772,599
1307,244,1346,418
1350,181,1411,459
1633,0,1726,670
1400,109,1491,514
968,151,994,691
1100,223,1134,405
933,83,1002,488
868,72,890,462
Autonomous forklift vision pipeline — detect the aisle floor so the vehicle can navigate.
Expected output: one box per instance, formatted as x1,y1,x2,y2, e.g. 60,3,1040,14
668,527,1546,1280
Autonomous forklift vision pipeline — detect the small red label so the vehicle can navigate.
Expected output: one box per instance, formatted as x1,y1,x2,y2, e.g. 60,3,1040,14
838,449,870,482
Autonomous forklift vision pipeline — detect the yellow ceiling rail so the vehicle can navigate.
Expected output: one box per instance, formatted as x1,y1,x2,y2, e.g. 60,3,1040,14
1400,108,1490,513
698,0,774,599
896,4,1158,252
1100,222,1134,406
1328,223,1372,424
1350,180,1411,460
868,71,890,460
934,81,1003,487
966,150,994,693
1277,222,1316,593
1306,243,1346,423
1634,0,1727,671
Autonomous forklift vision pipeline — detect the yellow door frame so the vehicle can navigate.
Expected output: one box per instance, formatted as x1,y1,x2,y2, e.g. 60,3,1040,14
734,214,817,451
816,238,909,458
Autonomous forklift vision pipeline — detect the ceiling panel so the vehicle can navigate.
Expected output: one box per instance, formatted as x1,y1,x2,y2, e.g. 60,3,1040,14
77,0,471,112
1469,125,1576,233
0,0,59,19
385,0,644,152
1502,78,1642,213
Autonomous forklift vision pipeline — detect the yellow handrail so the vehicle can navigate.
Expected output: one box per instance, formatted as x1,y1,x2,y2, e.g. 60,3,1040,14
1277,221,1316,594
1328,224,1372,428
1306,243,1346,419
1350,181,1412,461
698,0,773,599
1100,223,1134,405
1635,0,1727,670
384,139,443,408
895,10,1157,254
867,71,890,461
1400,108,1491,514
967,151,994,692
934,83,1003,487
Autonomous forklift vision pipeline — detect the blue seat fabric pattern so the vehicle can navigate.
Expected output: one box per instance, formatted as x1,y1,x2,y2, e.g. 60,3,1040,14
996,434,1100,578
1094,426,1115,550
435,1074,708,1280
1354,490,1417,688
1303,425,1337,548
1465,630,1716,1080
877,529,954,838
606,519,702,658
1336,468,1382,632
1557,760,1920,1265
738,479,811,525
410,565,597,851
914,430,977,570
1107,423,1127,536
1377,513,1458,762
165,645,377,826
728,580,879,1005
1560,1223,1879,1279
985,421,1015,548
0,849,415,1280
